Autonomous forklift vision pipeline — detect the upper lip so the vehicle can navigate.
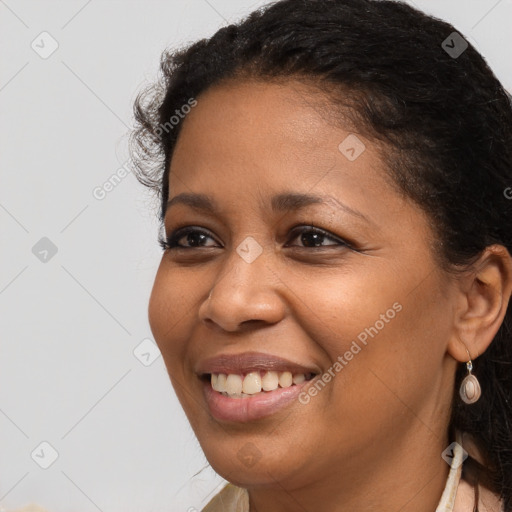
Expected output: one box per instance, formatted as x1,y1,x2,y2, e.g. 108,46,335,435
196,351,320,376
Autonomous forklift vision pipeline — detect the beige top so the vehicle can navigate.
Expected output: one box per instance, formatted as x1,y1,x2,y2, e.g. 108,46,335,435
202,433,504,512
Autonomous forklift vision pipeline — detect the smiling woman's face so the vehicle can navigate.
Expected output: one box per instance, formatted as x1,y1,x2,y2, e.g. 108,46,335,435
148,79,459,493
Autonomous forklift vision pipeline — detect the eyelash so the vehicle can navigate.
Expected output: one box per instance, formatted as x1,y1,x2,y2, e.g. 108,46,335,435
158,225,352,252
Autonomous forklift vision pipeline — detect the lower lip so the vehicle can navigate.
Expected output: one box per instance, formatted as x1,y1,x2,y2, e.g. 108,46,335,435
202,378,312,423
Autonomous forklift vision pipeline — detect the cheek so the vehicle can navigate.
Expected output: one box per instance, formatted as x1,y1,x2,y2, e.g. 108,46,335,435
290,261,449,424
288,260,404,356
147,263,196,370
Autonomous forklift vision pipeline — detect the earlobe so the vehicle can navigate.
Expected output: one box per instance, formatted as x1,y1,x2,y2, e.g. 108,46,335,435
447,244,512,364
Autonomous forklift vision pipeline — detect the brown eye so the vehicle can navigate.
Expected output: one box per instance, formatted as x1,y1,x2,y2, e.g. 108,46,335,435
287,226,348,248
158,227,220,250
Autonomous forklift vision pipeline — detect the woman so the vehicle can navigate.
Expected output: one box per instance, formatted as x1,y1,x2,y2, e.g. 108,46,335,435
131,0,512,510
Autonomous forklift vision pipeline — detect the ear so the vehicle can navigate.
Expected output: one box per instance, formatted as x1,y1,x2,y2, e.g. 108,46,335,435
447,244,512,362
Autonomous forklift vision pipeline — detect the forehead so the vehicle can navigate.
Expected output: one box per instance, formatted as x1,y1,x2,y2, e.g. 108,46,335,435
169,80,383,194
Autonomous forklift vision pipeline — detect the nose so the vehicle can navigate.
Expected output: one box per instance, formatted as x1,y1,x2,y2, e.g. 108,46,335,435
198,248,286,333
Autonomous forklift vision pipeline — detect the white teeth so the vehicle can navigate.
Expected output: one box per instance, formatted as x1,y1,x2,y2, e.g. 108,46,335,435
242,372,262,394
225,374,243,395
278,371,293,388
217,373,227,392
261,371,279,391
210,370,309,397
293,373,306,384
212,373,227,392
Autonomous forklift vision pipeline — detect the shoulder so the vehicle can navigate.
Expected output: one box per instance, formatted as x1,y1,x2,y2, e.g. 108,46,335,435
202,483,249,512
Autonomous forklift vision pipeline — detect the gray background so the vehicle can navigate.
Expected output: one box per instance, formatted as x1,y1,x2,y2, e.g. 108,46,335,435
0,0,510,511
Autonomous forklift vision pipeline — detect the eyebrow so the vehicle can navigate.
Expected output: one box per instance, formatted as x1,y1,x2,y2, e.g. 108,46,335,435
165,192,371,223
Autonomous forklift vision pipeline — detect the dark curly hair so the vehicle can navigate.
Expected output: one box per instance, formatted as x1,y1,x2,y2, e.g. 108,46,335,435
130,0,512,508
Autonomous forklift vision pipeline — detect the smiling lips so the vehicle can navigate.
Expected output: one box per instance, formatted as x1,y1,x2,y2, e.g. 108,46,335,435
197,351,319,422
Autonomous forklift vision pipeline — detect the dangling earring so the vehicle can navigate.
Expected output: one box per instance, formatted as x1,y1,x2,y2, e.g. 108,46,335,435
459,348,481,404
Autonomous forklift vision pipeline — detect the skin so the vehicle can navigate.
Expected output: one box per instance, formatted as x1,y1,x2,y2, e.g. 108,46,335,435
147,79,512,512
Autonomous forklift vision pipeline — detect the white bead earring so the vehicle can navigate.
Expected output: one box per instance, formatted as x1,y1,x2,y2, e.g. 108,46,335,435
459,348,481,404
